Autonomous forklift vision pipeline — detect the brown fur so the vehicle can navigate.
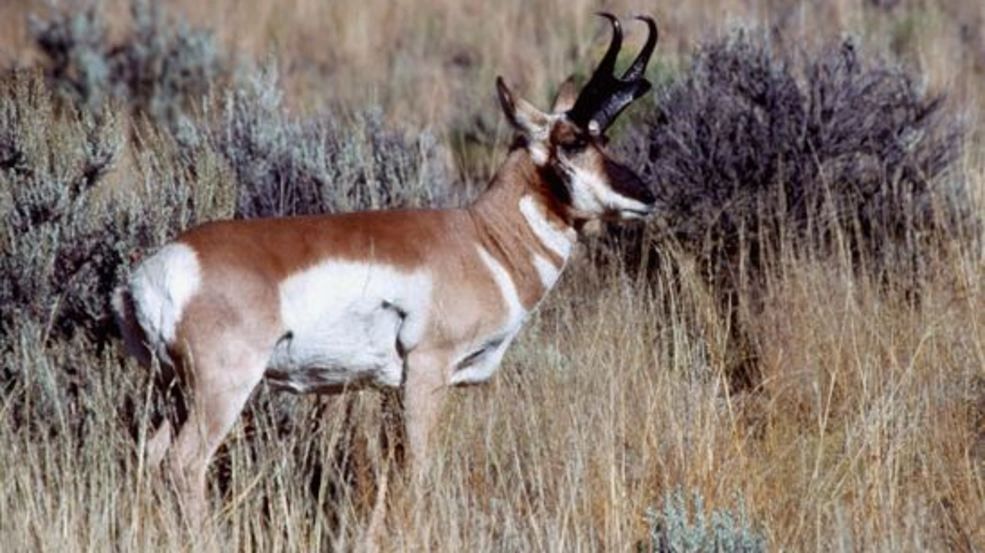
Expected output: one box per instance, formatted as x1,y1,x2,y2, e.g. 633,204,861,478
117,79,654,544
118,147,582,535
108,14,662,546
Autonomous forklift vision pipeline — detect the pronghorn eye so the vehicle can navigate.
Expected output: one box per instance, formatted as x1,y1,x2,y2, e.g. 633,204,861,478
561,137,588,153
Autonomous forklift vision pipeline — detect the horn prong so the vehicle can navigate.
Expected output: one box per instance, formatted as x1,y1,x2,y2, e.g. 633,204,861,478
622,15,658,82
594,12,622,76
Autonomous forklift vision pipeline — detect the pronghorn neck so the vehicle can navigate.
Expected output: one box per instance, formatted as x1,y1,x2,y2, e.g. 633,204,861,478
468,148,577,310
472,148,575,228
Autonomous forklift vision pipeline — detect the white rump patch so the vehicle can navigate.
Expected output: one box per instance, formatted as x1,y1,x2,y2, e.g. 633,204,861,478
267,261,432,391
518,195,575,259
129,243,201,364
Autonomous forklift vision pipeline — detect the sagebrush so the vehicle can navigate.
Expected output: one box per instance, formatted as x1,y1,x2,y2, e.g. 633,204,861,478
625,31,971,287
30,0,223,134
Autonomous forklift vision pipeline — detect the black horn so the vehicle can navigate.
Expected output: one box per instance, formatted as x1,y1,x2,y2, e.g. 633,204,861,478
593,13,623,83
621,15,658,82
568,14,659,131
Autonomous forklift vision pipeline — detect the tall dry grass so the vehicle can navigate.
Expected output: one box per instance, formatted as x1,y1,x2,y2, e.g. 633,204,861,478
1,0,983,551
1,215,980,550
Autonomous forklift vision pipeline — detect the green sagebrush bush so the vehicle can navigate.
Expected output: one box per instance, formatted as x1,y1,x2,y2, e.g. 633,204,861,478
622,30,974,287
641,489,766,553
28,0,450,219
0,70,231,405
0,67,237,344
30,0,222,136
213,67,450,218
0,71,128,347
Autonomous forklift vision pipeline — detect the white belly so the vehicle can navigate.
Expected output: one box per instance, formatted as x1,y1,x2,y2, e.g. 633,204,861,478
264,260,432,392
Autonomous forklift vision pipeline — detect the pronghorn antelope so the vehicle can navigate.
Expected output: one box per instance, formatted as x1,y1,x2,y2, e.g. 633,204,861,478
113,12,659,525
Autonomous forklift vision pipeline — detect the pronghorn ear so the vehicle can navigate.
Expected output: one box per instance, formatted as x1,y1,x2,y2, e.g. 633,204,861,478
496,76,550,138
551,75,579,113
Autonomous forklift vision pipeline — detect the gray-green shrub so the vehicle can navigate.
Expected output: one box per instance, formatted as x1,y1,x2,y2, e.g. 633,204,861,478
624,31,973,285
0,70,127,348
27,1,451,220
641,489,766,553
30,0,223,134
213,68,450,218
0,69,234,428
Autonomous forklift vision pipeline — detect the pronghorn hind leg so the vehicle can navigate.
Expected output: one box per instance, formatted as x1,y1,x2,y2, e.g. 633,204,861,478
364,389,404,548
147,420,174,469
165,351,268,528
146,364,187,470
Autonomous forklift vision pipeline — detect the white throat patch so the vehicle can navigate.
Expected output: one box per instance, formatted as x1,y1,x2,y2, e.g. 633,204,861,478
532,254,561,289
518,195,575,260
561,158,651,216
475,245,525,328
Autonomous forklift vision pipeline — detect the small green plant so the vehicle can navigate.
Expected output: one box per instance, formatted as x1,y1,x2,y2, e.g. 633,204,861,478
641,489,766,553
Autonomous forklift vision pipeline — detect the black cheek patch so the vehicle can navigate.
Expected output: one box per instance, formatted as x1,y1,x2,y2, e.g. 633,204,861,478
539,162,572,206
603,158,655,205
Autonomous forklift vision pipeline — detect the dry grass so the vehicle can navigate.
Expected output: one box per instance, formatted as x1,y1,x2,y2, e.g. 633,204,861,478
169,0,985,121
1,0,983,551
2,225,980,550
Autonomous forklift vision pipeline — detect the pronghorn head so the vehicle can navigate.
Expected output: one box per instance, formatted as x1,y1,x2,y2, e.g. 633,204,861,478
496,13,658,222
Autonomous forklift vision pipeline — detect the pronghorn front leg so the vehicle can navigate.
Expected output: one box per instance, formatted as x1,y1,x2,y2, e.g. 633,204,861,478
365,349,449,548
402,348,451,480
